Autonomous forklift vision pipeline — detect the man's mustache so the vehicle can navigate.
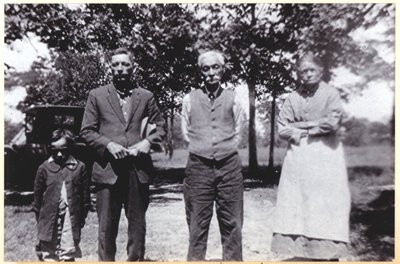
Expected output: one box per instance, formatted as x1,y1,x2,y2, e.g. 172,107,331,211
114,74,130,79
115,73,130,76
206,76,220,80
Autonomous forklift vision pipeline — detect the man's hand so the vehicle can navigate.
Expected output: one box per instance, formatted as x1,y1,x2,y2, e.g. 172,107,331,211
106,142,129,159
128,139,151,156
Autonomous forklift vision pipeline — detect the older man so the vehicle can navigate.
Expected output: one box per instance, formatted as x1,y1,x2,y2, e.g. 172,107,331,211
80,47,165,261
181,50,245,261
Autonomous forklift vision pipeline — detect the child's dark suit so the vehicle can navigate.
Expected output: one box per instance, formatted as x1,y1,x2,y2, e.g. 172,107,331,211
33,156,90,261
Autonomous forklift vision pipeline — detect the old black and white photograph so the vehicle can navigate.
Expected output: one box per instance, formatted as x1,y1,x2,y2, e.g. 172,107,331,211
3,3,395,262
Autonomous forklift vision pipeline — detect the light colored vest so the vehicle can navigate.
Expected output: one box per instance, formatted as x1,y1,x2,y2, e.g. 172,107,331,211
187,88,237,160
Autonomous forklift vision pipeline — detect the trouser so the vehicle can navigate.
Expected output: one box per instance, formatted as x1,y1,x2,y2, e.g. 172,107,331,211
183,152,244,261
37,205,78,261
96,168,149,261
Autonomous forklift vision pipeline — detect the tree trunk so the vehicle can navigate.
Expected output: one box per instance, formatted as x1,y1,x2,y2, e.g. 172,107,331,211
166,108,174,158
268,89,276,171
246,4,259,177
247,80,258,176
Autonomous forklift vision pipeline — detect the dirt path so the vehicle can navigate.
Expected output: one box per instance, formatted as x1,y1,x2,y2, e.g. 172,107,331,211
145,186,279,261
76,185,282,261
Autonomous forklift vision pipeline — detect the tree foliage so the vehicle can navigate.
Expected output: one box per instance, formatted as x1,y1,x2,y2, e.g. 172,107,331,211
127,4,200,114
15,52,108,111
342,117,392,146
5,4,201,113
5,3,394,104
5,3,395,162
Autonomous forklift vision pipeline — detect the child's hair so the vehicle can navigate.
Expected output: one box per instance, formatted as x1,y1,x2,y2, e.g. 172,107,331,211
51,128,76,148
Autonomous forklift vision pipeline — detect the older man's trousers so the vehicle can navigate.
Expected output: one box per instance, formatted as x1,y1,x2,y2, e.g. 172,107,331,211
96,168,149,261
183,152,244,261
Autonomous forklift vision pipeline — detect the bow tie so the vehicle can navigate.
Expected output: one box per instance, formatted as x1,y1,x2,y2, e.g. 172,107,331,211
117,89,133,99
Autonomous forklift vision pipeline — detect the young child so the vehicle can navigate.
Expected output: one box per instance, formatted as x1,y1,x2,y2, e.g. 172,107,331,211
33,128,90,261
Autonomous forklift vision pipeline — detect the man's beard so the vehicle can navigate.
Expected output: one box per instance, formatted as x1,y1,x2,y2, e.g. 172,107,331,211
113,75,133,90
113,74,131,84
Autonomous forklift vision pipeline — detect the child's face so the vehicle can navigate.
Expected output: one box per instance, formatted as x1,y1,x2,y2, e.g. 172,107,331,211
50,138,70,165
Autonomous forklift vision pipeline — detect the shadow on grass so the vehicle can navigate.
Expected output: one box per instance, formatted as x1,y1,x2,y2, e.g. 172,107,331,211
151,165,390,187
348,166,390,181
350,189,394,260
151,165,282,186
148,165,282,204
4,192,35,206
5,165,390,206
147,165,391,206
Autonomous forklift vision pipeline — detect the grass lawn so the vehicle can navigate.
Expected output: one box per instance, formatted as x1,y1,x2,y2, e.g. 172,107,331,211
4,145,394,261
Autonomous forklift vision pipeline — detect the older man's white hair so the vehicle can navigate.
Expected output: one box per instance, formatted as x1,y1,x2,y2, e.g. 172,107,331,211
198,50,226,67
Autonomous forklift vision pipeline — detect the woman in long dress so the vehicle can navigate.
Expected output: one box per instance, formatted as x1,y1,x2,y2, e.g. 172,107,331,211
271,53,351,261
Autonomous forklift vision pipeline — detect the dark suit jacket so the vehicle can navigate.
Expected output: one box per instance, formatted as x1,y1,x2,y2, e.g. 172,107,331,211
80,83,165,185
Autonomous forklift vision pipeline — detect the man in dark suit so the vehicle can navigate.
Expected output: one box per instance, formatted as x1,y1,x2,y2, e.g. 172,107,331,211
80,47,165,261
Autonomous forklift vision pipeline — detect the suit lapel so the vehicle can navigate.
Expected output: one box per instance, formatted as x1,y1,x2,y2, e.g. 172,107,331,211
126,89,140,129
106,84,126,125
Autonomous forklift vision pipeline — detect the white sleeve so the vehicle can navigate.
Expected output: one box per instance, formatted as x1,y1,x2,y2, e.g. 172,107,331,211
233,93,245,147
181,94,191,143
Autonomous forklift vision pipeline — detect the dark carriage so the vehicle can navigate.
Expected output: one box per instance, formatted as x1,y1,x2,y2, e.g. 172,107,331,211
5,105,93,191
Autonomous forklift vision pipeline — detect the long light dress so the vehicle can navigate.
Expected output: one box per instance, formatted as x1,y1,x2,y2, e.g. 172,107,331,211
271,81,351,259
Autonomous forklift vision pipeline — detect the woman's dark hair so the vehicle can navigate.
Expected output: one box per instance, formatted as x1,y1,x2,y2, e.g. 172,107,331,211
51,128,76,148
